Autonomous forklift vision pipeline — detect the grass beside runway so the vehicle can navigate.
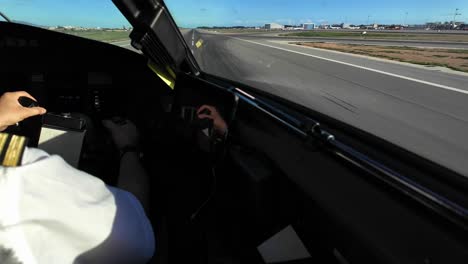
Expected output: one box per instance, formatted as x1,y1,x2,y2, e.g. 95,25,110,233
282,31,468,42
295,42,468,72
52,29,131,43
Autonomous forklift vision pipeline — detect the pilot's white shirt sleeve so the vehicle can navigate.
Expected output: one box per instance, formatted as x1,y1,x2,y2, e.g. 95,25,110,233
0,147,155,264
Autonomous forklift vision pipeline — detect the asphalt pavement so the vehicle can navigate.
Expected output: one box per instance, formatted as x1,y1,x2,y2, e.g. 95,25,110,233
245,36,468,49
184,29,468,177
208,31,468,49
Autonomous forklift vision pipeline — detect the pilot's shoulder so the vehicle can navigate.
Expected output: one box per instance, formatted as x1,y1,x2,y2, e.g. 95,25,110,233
22,147,50,165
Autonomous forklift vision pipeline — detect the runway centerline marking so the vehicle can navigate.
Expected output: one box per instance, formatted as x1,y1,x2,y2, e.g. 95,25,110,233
230,37,468,96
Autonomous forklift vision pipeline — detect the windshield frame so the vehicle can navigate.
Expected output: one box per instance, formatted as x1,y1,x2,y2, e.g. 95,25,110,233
0,11,11,22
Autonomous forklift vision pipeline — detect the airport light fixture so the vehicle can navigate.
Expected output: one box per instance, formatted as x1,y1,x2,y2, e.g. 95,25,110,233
452,8,461,28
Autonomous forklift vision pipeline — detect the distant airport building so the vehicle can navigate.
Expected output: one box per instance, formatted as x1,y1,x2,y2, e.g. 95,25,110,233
303,23,316,30
265,23,283,30
284,24,304,30
342,23,360,29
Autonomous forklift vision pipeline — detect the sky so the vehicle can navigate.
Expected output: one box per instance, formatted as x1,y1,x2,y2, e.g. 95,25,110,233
0,0,130,28
0,0,467,28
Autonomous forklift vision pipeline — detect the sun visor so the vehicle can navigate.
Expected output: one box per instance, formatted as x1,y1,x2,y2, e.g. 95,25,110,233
112,0,187,69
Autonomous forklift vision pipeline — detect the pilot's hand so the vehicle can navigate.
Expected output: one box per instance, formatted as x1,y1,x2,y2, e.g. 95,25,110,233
102,118,139,150
0,91,47,131
197,105,228,136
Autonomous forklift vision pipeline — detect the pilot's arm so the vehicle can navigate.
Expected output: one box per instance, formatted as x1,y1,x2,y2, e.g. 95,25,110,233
102,119,150,210
0,92,155,264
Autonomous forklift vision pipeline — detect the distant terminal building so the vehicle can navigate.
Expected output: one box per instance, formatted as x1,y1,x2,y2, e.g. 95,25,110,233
303,23,316,30
265,23,283,30
284,24,304,30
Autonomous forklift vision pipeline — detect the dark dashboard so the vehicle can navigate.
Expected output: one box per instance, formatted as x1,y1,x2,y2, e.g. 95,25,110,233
0,22,175,183
0,22,168,120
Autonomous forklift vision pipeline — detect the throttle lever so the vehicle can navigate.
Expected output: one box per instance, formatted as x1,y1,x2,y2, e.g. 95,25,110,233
18,96,39,108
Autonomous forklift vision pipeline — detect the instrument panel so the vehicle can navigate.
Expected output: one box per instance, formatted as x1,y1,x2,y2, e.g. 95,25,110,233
0,71,125,118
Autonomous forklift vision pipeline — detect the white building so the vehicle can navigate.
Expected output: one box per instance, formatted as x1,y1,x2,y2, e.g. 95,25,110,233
265,23,283,30
303,23,316,30
342,23,360,30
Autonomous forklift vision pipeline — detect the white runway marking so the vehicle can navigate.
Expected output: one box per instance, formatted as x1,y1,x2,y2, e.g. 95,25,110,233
231,37,468,95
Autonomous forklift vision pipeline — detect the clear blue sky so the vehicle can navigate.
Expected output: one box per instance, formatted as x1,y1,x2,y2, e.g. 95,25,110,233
1,0,467,28
1,0,130,28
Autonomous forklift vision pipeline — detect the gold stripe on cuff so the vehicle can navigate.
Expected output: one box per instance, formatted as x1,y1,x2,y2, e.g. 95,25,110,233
0,133,8,156
3,135,26,167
